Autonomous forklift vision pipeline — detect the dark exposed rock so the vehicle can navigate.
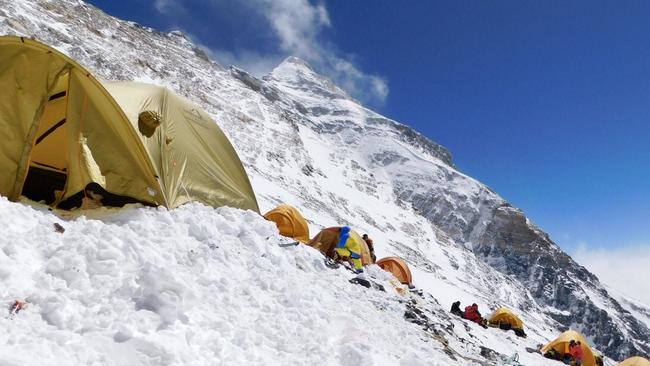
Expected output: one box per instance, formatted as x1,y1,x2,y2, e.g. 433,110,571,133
366,117,455,167
301,164,314,176
192,46,210,62
230,66,280,102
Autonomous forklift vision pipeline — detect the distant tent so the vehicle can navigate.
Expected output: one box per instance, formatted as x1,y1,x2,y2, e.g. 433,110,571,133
540,330,597,366
0,36,258,211
618,357,650,366
487,307,524,330
376,256,412,284
263,204,310,243
307,227,373,265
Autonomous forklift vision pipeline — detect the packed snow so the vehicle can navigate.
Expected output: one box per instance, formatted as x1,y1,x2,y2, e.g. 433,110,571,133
0,197,592,366
0,198,435,365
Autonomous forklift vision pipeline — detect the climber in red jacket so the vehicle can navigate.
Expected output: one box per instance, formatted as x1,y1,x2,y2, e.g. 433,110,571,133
464,303,483,324
569,340,584,366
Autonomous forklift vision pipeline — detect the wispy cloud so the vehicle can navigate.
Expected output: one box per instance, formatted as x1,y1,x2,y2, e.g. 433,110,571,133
573,243,650,306
248,0,388,105
258,0,331,60
154,0,187,17
153,0,388,106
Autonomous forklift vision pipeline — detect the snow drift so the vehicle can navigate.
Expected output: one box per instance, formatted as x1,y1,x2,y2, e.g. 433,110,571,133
0,198,583,366
0,198,443,365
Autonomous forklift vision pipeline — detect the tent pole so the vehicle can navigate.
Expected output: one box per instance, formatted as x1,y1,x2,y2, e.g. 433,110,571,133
10,65,71,201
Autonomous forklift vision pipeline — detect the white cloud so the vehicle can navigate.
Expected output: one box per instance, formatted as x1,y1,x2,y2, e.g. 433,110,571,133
573,243,650,306
154,0,185,16
249,0,388,105
327,57,389,104
153,0,388,105
255,0,330,61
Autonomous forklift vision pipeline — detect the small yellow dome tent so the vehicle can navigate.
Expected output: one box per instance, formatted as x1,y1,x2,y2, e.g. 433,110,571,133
487,307,524,330
263,204,310,243
0,36,258,212
540,330,597,366
307,227,373,265
618,357,650,366
376,256,412,284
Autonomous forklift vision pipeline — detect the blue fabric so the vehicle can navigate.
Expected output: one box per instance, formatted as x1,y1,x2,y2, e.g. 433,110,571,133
350,252,361,259
337,227,350,248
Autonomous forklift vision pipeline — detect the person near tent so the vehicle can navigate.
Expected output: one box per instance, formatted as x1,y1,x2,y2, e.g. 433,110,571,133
543,348,561,360
362,234,376,262
569,340,583,366
464,303,487,327
57,182,148,210
450,301,464,318
333,226,364,273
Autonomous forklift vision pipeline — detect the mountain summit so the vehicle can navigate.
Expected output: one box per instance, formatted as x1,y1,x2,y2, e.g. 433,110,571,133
266,56,354,102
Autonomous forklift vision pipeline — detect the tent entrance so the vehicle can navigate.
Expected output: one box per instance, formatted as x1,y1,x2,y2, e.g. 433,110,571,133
21,165,67,204
20,72,70,205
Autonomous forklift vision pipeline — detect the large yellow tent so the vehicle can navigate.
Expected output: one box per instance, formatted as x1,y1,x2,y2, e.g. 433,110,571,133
487,307,524,330
0,36,258,211
540,330,597,366
618,357,650,366
376,256,412,284
263,204,310,243
307,227,373,265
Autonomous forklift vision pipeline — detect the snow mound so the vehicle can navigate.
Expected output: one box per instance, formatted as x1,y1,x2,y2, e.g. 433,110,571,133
0,198,454,366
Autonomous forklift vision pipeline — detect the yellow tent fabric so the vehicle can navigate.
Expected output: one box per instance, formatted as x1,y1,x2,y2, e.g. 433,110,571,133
487,307,524,330
540,330,596,366
103,81,258,211
376,256,413,284
0,36,258,211
348,230,373,265
307,227,373,265
263,204,310,243
618,357,650,366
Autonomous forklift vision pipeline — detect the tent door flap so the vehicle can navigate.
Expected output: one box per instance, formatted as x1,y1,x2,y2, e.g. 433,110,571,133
20,164,67,205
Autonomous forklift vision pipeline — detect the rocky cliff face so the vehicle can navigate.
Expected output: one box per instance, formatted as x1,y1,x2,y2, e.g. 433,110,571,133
390,133,650,358
476,206,649,358
1,0,648,360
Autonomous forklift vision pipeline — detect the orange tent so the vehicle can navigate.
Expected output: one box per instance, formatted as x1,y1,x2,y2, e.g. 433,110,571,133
540,330,596,366
376,256,412,284
263,204,310,243
307,227,373,265
618,357,650,366
487,307,524,330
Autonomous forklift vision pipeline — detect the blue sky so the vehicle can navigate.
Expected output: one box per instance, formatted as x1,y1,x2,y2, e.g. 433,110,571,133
87,0,650,256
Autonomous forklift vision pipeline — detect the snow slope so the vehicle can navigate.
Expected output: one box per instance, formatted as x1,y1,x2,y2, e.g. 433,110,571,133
0,0,648,363
1,197,568,366
0,198,438,365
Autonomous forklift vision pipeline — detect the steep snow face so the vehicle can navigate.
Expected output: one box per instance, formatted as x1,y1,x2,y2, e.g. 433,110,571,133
0,0,648,362
0,198,573,366
264,56,455,167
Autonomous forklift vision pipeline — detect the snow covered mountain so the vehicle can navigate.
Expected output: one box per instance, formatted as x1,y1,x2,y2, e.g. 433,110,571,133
0,0,648,364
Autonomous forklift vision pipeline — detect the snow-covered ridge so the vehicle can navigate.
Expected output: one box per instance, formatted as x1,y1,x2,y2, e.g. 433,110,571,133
0,198,439,365
0,0,648,362
0,197,574,366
